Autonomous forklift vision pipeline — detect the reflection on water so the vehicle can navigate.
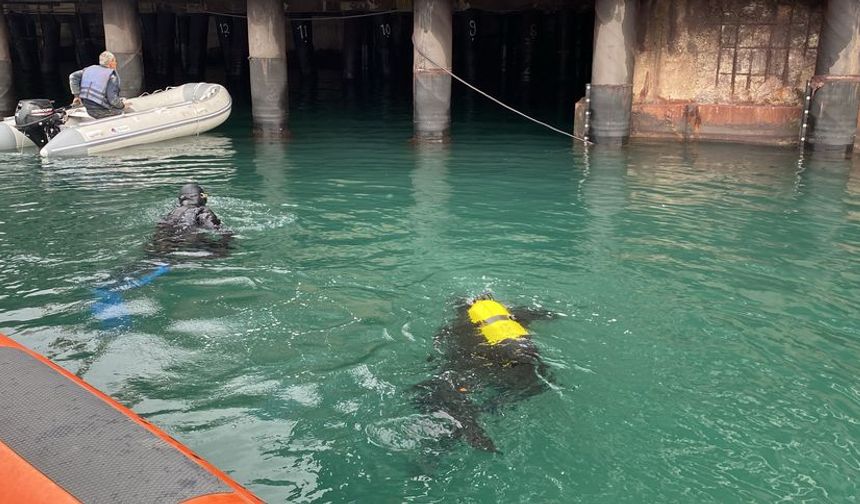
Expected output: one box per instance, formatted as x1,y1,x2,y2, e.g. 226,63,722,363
1,109,859,503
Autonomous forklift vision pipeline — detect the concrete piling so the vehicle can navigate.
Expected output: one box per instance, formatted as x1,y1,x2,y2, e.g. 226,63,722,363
247,0,288,137
805,0,860,155
589,0,637,145
0,10,13,116
102,0,144,97
413,0,453,142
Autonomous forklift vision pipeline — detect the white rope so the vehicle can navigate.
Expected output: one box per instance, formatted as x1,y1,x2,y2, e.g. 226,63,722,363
413,45,591,144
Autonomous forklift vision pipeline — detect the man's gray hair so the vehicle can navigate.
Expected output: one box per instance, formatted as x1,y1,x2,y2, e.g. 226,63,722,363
99,51,116,67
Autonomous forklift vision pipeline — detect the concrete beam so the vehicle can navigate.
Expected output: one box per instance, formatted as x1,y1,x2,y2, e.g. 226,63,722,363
102,0,144,97
0,10,13,116
247,0,289,137
806,0,860,155
413,0,452,142
588,0,636,145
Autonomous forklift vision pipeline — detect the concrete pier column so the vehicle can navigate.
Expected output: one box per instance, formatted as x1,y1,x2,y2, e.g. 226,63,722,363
0,10,13,116
805,0,860,155
247,0,288,137
413,0,453,142
589,0,637,145
102,0,144,97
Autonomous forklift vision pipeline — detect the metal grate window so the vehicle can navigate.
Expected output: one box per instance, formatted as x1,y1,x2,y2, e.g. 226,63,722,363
715,0,822,96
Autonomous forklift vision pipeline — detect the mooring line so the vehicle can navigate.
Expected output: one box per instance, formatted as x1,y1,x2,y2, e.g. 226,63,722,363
413,45,592,144
202,11,590,144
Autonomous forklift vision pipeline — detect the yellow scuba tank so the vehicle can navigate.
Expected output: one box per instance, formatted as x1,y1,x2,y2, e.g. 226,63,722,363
467,299,529,345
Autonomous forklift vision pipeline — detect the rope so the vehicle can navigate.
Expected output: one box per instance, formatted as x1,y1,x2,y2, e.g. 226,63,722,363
413,44,591,144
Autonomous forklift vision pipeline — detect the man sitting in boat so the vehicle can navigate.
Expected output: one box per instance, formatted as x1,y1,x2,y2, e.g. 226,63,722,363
149,183,233,258
68,51,128,119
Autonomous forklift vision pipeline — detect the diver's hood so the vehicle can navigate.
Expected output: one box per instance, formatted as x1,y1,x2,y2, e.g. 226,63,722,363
179,183,208,206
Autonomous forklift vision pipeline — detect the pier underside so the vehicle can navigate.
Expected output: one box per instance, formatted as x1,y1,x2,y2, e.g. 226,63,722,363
1,0,857,152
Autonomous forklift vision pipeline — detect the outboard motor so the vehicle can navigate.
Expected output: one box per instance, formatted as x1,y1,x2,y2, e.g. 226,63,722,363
14,99,65,149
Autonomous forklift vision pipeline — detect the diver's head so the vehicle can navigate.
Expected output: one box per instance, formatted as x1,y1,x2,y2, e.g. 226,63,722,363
179,183,208,207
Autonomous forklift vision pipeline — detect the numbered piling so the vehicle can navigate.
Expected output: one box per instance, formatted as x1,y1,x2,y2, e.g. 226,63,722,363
248,0,289,137
805,0,860,156
588,0,637,145
413,0,453,142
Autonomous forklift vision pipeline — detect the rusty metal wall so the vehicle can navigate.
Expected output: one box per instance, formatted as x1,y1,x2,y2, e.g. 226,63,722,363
633,0,823,106
631,0,824,145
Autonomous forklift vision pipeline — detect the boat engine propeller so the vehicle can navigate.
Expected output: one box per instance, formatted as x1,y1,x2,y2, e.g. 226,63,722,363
14,99,65,149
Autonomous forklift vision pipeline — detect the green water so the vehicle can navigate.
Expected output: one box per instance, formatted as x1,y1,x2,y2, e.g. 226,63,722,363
1,98,859,503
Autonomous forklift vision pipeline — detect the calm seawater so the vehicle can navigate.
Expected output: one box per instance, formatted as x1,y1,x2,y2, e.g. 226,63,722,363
1,94,859,503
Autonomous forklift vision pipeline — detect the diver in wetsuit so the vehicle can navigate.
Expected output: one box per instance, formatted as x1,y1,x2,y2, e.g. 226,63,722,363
414,294,555,452
149,183,233,258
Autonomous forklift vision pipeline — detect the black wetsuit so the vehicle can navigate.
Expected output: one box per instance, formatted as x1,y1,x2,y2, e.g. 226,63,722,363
414,300,555,452
148,204,232,258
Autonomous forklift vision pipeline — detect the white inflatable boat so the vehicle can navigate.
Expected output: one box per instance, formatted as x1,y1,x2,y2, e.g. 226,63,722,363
0,83,231,157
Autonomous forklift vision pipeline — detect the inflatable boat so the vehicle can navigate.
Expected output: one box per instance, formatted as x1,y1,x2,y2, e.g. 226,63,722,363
0,333,261,503
0,83,231,157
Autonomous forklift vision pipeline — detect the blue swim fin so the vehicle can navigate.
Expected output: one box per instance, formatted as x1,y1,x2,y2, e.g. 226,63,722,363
91,265,171,329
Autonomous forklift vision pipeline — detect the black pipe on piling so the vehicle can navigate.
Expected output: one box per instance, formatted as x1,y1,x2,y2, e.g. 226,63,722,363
461,9,479,84
557,10,571,86
247,0,288,138
6,14,36,75
37,15,59,78
805,0,860,156
154,11,176,88
342,19,358,81
216,16,248,91
291,19,315,80
39,15,63,101
519,11,539,86
182,14,209,82
102,0,144,97
0,10,13,115
413,0,453,142
70,13,94,68
374,14,393,79
589,0,636,146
